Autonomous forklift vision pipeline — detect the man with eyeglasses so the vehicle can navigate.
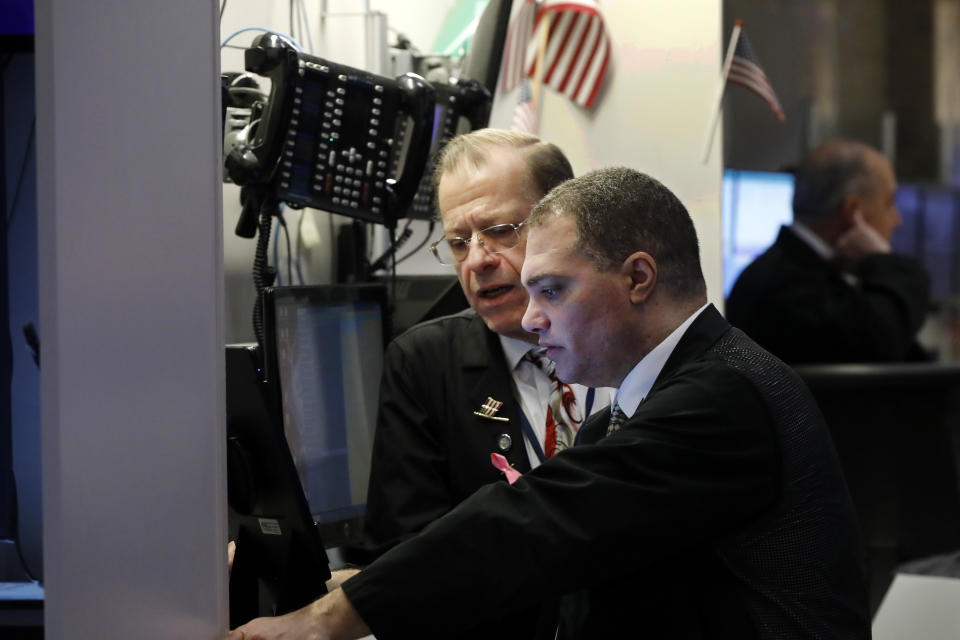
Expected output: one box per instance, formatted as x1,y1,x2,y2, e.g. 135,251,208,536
354,129,611,638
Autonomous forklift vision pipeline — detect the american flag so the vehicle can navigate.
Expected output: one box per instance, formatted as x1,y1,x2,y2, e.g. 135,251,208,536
501,0,611,110
728,27,785,122
511,78,540,134
501,0,538,95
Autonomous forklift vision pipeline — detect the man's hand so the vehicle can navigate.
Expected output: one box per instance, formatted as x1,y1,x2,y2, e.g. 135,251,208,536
326,568,361,591
834,211,891,270
228,541,236,575
222,588,370,640
223,600,327,640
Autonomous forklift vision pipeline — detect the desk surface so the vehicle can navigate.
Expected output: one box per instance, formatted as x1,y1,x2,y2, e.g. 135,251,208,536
0,582,44,601
0,582,43,628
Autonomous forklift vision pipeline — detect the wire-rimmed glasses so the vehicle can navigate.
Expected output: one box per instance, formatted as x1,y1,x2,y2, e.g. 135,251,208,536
429,221,527,265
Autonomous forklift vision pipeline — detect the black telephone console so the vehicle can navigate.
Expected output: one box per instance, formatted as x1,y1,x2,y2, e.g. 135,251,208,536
225,33,436,226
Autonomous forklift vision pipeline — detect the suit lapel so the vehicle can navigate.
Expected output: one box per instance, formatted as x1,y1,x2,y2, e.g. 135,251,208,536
458,312,531,472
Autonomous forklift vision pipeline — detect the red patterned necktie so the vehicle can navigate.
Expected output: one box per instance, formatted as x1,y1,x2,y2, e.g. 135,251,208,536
524,348,582,457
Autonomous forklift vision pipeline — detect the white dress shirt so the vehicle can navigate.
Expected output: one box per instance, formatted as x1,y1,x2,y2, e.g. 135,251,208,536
500,335,614,468
615,303,709,419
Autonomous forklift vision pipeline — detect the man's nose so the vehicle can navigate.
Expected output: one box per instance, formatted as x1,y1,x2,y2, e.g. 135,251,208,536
521,297,547,334
461,237,497,272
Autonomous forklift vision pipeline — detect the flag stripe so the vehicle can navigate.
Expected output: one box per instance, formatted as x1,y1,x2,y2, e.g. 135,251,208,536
537,11,568,80
729,73,784,115
543,1,601,17
555,13,591,93
727,27,785,121
729,68,777,101
525,7,566,78
543,12,577,84
729,72,778,105
571,17,606,106
729,64,784,114
547,13,589,91
577,34,609,108
500,0,537,93
503,0,611,112
562,16,600,99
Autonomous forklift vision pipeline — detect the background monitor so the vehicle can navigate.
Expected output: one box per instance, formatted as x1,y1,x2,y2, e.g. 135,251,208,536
262,284,388,549
894,184,959,301
721,169,795,297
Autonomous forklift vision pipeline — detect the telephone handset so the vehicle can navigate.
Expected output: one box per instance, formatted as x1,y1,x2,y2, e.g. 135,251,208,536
225,33,436,226
405,78,492,220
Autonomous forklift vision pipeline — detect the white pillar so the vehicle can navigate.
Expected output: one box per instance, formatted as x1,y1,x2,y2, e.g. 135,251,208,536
35,1,227,637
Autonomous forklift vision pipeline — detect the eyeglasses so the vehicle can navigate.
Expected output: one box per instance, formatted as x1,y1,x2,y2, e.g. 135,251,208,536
429,222,527,265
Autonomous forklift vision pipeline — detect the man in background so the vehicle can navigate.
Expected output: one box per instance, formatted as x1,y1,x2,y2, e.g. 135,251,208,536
726,139,931,364
227,167,869,640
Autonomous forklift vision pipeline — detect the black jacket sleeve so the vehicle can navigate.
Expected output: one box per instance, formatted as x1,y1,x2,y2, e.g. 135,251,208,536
343,361,779,639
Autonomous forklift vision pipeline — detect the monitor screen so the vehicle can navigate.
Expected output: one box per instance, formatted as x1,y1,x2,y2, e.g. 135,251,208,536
263,284,387,547
918,187,959,300
893,184,959,301
892,184,923,257
721,169,795,297
459,0,513,94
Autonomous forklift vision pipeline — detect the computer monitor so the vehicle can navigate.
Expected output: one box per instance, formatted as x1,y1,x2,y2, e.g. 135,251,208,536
262,284,388,548
894,185,960,301
721,169,795,297
375,274,469,338
225,344,331,628
458,0,514,95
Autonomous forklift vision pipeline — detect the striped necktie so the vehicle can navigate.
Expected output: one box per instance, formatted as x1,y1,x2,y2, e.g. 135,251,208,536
606,404,628,437
523,348,582,457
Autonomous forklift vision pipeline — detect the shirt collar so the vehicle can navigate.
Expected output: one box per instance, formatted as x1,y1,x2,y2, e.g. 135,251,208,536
500,333,538,370
789,221,834,260
615,303,709,418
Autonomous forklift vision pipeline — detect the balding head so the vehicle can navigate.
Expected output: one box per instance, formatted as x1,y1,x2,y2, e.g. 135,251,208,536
792,140,892,223
432,128,573,211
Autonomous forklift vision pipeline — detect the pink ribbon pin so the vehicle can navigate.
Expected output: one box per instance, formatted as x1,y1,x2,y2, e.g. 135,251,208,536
490,453,522,484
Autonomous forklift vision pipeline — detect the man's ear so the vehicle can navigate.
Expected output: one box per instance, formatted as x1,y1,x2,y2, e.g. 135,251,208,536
622,251,657,304
839,195,860,229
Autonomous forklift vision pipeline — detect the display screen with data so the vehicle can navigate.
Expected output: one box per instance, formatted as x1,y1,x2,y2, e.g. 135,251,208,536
265,285,386,546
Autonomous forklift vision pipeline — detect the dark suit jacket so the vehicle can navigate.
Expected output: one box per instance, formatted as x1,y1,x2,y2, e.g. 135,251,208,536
726,226,931,364
361,308,534,558
358,309,558,640
343,305,870,639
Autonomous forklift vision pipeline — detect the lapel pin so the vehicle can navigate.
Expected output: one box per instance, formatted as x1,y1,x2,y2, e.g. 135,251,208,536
474,396,509,422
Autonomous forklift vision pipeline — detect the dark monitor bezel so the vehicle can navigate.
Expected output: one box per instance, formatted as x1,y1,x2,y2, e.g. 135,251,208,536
261,283,389,548
225,344,330,628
